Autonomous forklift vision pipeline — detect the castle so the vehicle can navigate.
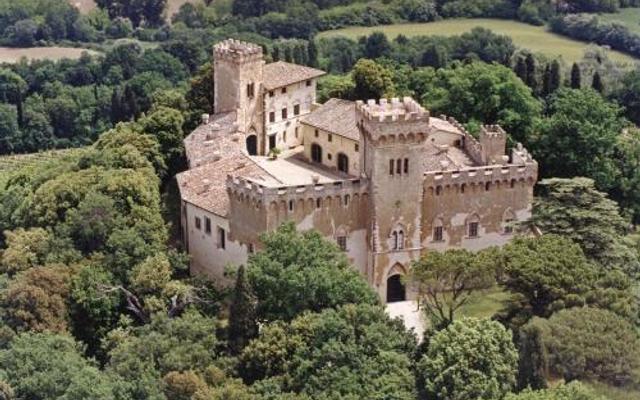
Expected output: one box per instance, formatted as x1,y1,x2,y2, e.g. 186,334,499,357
176,39,538,303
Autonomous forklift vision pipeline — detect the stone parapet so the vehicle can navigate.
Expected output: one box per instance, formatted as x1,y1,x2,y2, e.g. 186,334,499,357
356,97,430,140
424,162,538,188
214,39,263,63
227,176,369,204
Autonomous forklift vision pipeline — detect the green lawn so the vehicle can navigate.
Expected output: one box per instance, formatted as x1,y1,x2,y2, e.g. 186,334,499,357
319,18,637,65
456,286,512,319
584,381,640,400
600,7,640,34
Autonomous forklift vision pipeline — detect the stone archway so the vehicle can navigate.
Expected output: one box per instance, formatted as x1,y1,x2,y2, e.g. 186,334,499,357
387,274,406,303
311,143,322,163
246,134,257,155
337,152,349,174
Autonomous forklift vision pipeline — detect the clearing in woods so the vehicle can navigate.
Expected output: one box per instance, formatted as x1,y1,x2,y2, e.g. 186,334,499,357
0,47,99,63
319,18,637,65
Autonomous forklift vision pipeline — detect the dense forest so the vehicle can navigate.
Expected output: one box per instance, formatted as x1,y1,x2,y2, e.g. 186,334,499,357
1,0,640,399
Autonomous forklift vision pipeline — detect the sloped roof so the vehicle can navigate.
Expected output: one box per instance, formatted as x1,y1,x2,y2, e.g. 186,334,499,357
263,61,325,90
176,154,275,217
300,98,359,141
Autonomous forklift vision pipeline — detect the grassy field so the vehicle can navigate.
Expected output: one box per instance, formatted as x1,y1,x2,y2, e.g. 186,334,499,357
587,381,640,400
319,18,637,64
0,47,99,63
600,7,640,34
66,0,203,20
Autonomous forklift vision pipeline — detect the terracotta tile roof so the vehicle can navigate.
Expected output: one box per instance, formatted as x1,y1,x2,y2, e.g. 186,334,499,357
300,98,359,141
176,154,275,217
263,61,325,90
423,143,477,172
184,112,244,168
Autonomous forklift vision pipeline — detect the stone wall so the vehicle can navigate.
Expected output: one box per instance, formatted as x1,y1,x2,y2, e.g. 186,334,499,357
301,123,360,175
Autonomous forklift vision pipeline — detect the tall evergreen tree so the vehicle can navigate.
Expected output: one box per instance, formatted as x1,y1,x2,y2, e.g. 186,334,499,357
272,45,280,62
549,60,561,93
517,320,548,390
228,265,258,355
542,64,552,97
571,63,581,89
525,53,538,92
308,39,318,67
284,45,293,62
592,71,604,93
514,56,527,84
123,85,139,122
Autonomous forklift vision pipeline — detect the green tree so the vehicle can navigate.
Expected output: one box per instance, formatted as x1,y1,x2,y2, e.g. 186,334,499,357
549,60,561,94
591,71,604,93
533,88,625,191
517,319,548,390
531,178,637,274
525,52,538,92
0,228,53,275
364,32,392,59
419,62,541,144
228,265,258,355
138,105,184,172
537,307,640,385
351,58,396,100
247,222,378,322
240,303,416,399
0,333,116,400
411,248,495,329
570,62,581,88
0,104,18,154
417,318,518,400
505,382,605,400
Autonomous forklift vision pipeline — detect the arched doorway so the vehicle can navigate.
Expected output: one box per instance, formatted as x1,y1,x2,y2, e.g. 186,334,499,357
387,274,406,303
311,143,322,163
337,153,349,173
246,135,257,155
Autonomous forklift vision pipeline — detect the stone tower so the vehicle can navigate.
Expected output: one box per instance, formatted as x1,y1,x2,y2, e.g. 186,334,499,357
356,98,431,300
213,39,264,136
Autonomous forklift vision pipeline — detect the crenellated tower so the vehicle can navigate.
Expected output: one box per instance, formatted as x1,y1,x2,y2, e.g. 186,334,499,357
213,39,264,136
356,97,431,299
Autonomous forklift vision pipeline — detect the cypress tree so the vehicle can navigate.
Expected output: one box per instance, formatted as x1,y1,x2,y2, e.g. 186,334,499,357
228,265,258,355
272,45,280,62
308,39,318,67
514,56,527,84
592,71,604,93
525,53,537,92
571,63,581,89
517,322,548,391
110,87,123,124
549,60,561,93
542,64,552,97
284,45,293,62
123,85,138,121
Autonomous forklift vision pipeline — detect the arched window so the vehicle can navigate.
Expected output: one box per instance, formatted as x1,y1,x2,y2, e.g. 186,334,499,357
391,225,405,250
404,158,409,174
433,218,444,242
337,153,349,174
311,143,322,163
466,214,480,238
396,159,402,174
435,186,442,196
503,209,516,234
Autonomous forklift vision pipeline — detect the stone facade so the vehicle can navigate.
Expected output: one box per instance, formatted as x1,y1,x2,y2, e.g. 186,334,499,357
176,39,538,303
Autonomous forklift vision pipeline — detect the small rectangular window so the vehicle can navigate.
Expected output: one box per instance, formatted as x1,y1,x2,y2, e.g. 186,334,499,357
205,217,211,234
434,226,443,242
337,236,347,251
306,80,312,87
282,108,288,119
269,91,274,97
469,222,479,238
316,198,322,209
396,159,401,175
295,127,299,138
314,129,319,138
294,104,300,116
247,83,254,98
269,111,275,123
195,217,201,230
217,227,226,249
404,158,409,174
288,200,294,212
390,159,394,175
355,143,359,152
282,87,287,94
328,133,332,142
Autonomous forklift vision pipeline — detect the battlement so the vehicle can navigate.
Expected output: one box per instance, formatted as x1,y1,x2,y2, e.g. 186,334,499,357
213,39,263,63
424,162,538,189
227,176,369,205
480,124,506,138
356,97,428,122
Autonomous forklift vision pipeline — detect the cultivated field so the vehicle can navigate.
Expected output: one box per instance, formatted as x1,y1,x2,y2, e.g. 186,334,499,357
0,148,84,174
600,7,640,34
67,0,203,20
319,18,637,64
0,47,99,63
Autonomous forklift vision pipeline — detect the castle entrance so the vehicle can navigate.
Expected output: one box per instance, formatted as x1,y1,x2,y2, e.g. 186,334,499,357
246,135,257,155
337,153,349,173
311,143,322,163
386,274,406,303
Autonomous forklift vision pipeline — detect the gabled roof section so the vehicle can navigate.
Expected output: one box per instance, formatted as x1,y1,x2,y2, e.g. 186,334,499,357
300,98,359,141
263,61,325,90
